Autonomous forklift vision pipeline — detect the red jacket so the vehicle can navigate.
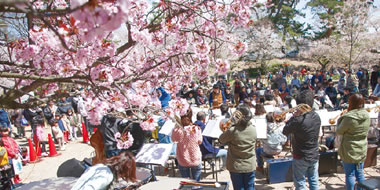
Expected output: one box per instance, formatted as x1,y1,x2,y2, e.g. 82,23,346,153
1,137,19,159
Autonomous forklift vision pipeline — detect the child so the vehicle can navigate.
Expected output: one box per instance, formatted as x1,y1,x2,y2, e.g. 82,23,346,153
67,109,81,140
50,120,65,151
256,112,287,172
0,125,22,184
55,114,68,142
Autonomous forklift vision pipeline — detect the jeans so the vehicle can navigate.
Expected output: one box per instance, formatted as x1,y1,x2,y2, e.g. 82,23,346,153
230,171,255,190
292,159,319,190
178,164,202,182
342,162,365,190
216,149,227,168
256,147,273,168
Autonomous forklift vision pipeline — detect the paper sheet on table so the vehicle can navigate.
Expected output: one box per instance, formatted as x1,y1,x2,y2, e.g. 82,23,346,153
375,101,380,106
203,118,224,139
159,119,175,136
264,105,274,113
135,143,173,166
251,118,267,139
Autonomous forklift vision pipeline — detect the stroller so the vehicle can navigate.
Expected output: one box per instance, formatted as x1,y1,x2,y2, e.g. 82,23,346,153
0,164,14,190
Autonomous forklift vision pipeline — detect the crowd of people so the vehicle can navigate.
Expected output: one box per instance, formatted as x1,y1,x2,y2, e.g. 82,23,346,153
0,95,89,186
0,64,379,189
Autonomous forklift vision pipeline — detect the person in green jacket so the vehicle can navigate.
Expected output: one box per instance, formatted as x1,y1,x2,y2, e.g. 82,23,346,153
336,93,370,190
219,104,257,190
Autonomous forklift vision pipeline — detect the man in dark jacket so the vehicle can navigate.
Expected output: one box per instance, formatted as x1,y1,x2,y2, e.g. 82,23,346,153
283,89,321,190
57,97,73,114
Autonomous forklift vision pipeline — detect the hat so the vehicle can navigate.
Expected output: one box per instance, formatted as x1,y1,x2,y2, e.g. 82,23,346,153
213,84,219,89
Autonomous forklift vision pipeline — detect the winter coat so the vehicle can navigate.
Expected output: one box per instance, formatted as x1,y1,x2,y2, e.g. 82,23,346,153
337,108,370,164
219,121,257,173
283,111,321,161
0,109,10,128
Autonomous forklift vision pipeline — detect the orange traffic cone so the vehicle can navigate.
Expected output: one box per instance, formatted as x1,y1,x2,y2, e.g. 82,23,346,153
28,138,39,163
48,134,60,157
82,122,89,143
33,134,41,157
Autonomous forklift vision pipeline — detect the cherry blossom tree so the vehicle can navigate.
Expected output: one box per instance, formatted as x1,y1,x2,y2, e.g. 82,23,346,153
332,0,376,70
0,0,266,127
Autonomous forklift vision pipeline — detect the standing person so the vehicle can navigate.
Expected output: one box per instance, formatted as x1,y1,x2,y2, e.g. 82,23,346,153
171,109,202,181
67,109,81,140
232,76,245,106
216,76,227,93
57,97,73,115
43,101,57,123
0,109,11,137
11,109,26,138
156,87,171,109
219,104,257,190
282,89,321,190
370,65,379,91
336,94,369,190
77,96,89,134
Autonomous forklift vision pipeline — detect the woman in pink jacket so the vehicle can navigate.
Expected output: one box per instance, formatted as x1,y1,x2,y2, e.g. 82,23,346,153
171,109,203,181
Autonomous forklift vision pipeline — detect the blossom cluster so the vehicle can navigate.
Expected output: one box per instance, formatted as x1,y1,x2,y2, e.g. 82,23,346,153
9,0,275,126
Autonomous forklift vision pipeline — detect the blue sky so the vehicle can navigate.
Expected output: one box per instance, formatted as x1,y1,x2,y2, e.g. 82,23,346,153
296,0,380,32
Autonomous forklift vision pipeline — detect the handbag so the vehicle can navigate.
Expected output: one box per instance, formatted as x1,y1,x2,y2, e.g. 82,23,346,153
20,118,28,126
12,156,22,175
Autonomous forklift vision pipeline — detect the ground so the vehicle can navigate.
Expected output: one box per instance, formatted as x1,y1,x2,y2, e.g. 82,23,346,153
15,126,380,190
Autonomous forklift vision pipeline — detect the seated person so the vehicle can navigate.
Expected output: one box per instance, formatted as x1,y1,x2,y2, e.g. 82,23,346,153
72,151,137,190
325,82,338,106
256,112,287,172
224,88,234,105
339,87,352,108
264,93,277,106
254,103,267,118
186,91,196,105
359,83,369,99
279,83,290,100
220,104,231,119
195,89,208,106
209,84,226,109
282,96,297,111
194,112,227,170
239,86,250,105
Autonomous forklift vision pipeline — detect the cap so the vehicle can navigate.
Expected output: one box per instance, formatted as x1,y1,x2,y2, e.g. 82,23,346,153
213,84,219,89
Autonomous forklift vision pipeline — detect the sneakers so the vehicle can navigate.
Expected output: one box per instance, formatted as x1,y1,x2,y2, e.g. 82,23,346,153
41,152,49,157
60,146,66,151
14,175,22,184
